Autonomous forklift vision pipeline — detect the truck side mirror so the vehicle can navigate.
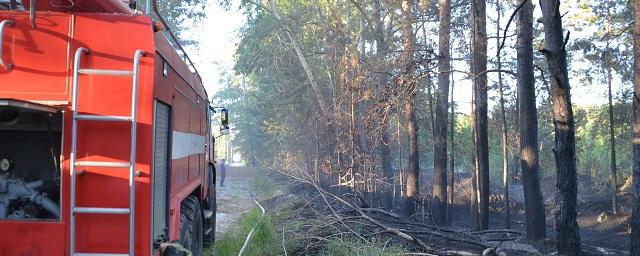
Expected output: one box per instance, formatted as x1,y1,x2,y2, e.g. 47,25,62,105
220,126,230,135
221,108,229,126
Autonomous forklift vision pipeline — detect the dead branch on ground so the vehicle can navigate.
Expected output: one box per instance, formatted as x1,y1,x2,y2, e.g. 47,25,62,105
272,168,511,256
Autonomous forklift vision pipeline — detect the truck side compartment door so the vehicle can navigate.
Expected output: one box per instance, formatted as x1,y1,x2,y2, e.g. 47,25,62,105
152,100,171,247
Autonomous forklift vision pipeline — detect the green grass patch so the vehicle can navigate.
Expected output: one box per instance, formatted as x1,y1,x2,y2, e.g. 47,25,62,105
209,197,307,256
209,207,281,256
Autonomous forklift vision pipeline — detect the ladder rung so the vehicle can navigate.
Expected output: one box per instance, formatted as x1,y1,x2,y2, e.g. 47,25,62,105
75,161,131,168
70,48,144,256
78,69,134,76
74,207,130,215
75,115,132,122
74,254,129,256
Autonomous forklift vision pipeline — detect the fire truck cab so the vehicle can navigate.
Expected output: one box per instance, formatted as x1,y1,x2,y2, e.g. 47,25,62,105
0,1,222,255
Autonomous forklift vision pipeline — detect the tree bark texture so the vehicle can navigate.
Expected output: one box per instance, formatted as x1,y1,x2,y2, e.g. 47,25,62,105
471,0,489,230
373,0,394,211
356,1,369,180
496,0,510,229
604,5,618,215
401,0,419,216
606,50,619,215
471,79,480,230
540,0,581,254
517,0,547,240
433,0,451,226
448,76,455,224
631,0,640,253
427,73,435,136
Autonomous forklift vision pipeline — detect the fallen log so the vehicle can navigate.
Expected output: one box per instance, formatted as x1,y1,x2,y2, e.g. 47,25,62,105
359,208,403,219
324,192,436,252
400,229,491,248
469,229,524,235
275,169,505,256
402,252,480,256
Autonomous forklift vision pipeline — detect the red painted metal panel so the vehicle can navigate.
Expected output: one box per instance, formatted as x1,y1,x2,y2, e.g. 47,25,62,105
167,178,203,240
70,13,154,255
0,11,158,256
189,107,198,182
0,222,66,255
0,12,72,103
153,32,206,98
0,8,212,256
152,55,172,104
26,0,135,14
154,36,210,240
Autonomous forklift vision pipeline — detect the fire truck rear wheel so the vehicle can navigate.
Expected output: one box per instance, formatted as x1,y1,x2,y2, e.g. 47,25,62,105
178,195,204,256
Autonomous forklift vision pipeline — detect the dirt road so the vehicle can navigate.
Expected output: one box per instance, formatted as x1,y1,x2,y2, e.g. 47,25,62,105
215,166,257,238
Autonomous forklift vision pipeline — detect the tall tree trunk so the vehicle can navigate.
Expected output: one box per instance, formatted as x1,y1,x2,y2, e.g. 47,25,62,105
540,0,581,254
515,91,521,184
604,4,619,215
381,127,393,209
427,73,435,135
398,110,405,197
329,42,341,195
357,0,368,157
496,0,510,229
471,0,489,230
405,94,419,216
606,55,618,215
517,0,547,240
350,68,357,193
372,0,394,211
433,0,451,226
423,20,435,138
401,0,419,217
448,75,455,224
631,0,640,253
471,80,480,230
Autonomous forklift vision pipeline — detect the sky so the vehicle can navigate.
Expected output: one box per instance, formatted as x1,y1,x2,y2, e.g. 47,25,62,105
445,1,625,114
181,1,245,97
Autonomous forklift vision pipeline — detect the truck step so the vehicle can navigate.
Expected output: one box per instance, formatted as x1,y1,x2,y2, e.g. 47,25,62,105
74,207,130,215
204,210,214,219
75,161,131,168
75,115,132,122
78,69,134,76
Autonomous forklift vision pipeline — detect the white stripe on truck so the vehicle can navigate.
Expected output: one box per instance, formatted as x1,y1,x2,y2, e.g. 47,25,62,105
171,131,205,160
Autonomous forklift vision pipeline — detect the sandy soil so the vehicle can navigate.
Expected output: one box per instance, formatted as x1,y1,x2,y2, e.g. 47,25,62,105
215,166,257,239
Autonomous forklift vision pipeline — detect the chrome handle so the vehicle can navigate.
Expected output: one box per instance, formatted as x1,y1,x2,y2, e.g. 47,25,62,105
0,20,15,71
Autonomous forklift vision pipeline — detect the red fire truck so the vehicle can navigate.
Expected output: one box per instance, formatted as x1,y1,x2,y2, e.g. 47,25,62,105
0,1,226,255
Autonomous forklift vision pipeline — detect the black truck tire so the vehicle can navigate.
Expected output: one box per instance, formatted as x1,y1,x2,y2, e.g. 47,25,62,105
178,195,203,256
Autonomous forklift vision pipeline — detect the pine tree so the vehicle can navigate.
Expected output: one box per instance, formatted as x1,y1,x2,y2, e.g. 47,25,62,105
517,0,547,240
540,0,581,254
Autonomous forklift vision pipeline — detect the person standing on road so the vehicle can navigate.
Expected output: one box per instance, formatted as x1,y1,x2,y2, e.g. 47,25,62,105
219,159,226,187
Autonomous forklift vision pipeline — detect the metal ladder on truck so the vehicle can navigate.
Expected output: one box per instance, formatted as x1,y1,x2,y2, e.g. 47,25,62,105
69,47,146,256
